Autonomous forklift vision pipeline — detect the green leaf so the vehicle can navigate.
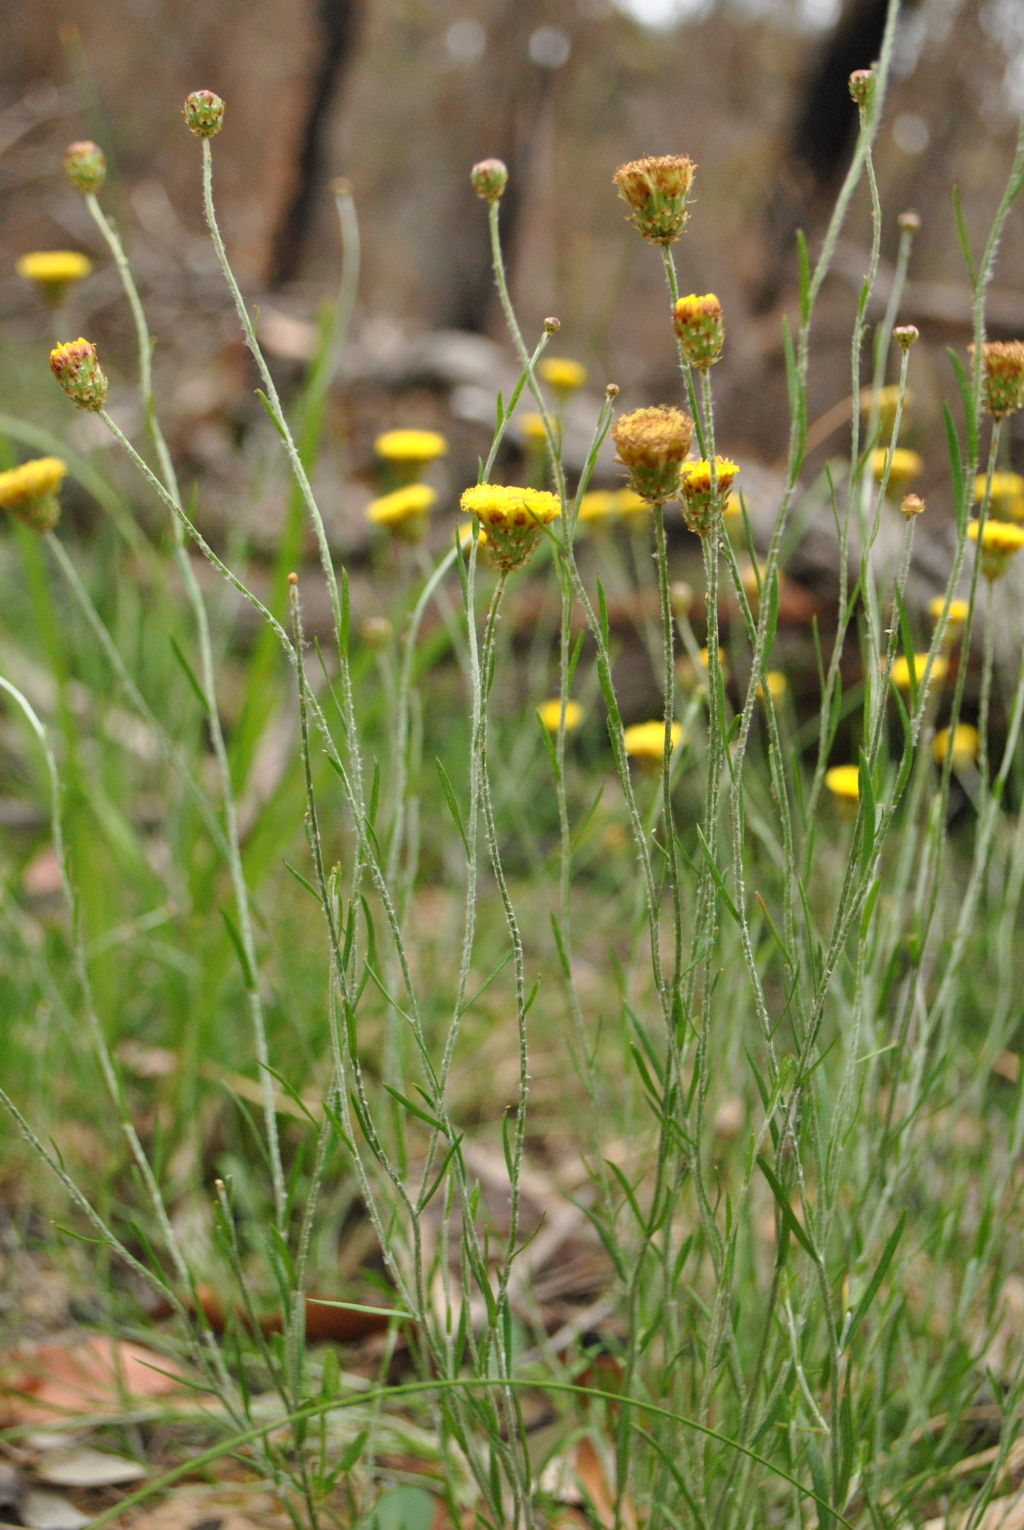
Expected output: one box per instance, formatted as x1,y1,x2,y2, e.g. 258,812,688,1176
255,388,288,442
435,759,470,858
782,315,807,465
796,228,810,327
381,1082,447,1136
757,1154,817,1259
947,346,978,474
694,822,741,926
893,586,918,713
283,860,321,902
951,183,976,286
169,634,210,714
221,907,256,991
597,575,610,647
942,401,967,532
321,1429,368,1491
846,1211,906,1347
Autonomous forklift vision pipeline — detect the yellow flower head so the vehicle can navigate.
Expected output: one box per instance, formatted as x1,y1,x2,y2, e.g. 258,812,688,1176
932,724,980,769
928,595,970,636
459,484,560,571
366,483,437,541
973,471,1024,521
889,652,948,690
859,384,912,436
50,337,108,411
624,719,682,762
374,429,448,468
578,490,618,525
537,698,583,733
519,413,549,447
17,251,92,307
968,518,1024,580
538,357,587,395
0,456,67,532
757,671,787,701
673,293,725,370
613,154,696,245
825,765,860,803
680,457,740,536
871,447,922,495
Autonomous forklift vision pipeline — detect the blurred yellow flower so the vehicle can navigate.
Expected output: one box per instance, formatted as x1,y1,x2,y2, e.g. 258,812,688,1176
17,250,92,306
624,720,682,761
0,456,66,532
698,645,727,670
973,471,1024,520
366,483,437,540
724,492,742,521
757,671,787,701
927,595,969,634
889,653,948,690
932,724,979,768
519,413,548,447
577,487,651,526
859,384,912,435
374,429,448,466
537,699,583,733
825,765,860,802
871,447,922,494
538,357,587,394
968,519,1024,580
458,522,487,550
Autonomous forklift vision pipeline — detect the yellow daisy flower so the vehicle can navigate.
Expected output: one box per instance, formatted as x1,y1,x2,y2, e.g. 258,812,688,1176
459,484,560,571
825,764,860,802
366,483,437,541
889,653,948,690
17,251,92,307
538,357,587,395
870,447,922,495
624,719,682,762
932,724,979,769
968,519,1024,580
0,456,67,532
537,699,583,733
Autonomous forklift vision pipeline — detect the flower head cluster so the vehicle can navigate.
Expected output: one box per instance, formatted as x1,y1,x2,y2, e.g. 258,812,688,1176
538,357,587,396
611,406,693,505
870,447,922,496
0,456,66,532
17,251,92,307
50,338,108,411
679,456,739,536
183,90,225,138
577,487,648,526
366,483,437,541
890,653,948,691
624,719,682,764
973,471,1024,522
932,724,979,769
971,341,1024,419
537,699,583,734
459,484,560,571
968,518,1024,580
673,294,725,370
612,155,695,245
63,141,106,195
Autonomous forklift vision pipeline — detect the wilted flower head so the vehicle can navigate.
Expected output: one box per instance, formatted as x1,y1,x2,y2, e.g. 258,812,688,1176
459,484,560,571
624,719,682,763
611,406,693,505
17,251,92,307
538,357,587,395
63,140,106,196
470,158,508,202
970,341,1024,419
183,90,225,138
537,698,583,733
968,518,1024,580
50,338,108,411
900,493,925,519
870,447,922,495
613,155,695,245
932,724,979,769
366,483,437,541
973,471,1024,521
0,456,67,532
673,294,725,370
679,456,740,536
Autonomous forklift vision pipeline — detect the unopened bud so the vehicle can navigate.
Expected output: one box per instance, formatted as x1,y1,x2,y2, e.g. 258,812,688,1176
605,383,620,399
287,571,299,585
673,292,725,370
900,493,925,518
63,140,106,196
50,338,108,411
670,580,693,618
361,616,393,649
898,209,921,233
544,316,561,334
848,69,874,108
183,90,225,139
470,158,508,202
893,324,919,350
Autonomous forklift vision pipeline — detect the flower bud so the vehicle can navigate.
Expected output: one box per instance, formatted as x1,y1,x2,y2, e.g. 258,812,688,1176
470,158,508,202
183,90,225,139
360,616,393,649
893,324,919,350
898,209,921,233
970,341,1024,419
680,457,740,537
900,493,925,518
605,383,620,399
612,154,695,246
670,580,693,618
50,338,108,411
63,140,106,196
611,406,693,505
848,69,874,108
673,293,725,370
544,316,561,334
